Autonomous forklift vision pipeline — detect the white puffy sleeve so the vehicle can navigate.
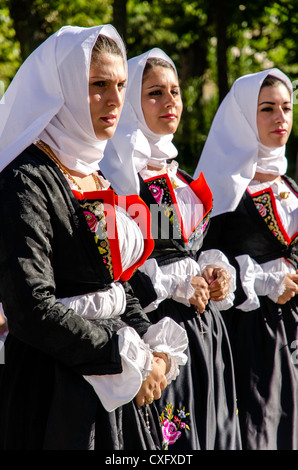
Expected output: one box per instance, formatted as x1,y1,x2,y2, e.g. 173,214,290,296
142,317,188,384
138,258,196,312
83,318,188,412
83,326,153,412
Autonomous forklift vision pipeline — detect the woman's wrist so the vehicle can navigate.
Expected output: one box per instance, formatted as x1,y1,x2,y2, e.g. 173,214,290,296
153,351,170,374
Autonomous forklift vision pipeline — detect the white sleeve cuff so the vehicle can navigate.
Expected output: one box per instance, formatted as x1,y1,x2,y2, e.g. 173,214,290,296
235,255,261,311
255,270,286,302
142,317,188,384
139,258,193,311
172,275,195,306
235,255,286,310
83,326,153,412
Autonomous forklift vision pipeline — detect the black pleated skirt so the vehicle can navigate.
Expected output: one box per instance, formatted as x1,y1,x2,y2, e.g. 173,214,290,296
0,335,163,450
223,296,298,450
148,299,242,450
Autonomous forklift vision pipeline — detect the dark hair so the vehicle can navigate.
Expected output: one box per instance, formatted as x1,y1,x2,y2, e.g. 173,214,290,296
261,74,292,95
142,57,176,82
91,34,124,65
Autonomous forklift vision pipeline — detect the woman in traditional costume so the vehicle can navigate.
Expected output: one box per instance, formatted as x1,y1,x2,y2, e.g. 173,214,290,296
194,69,298,450
102,48,241,450
0,26,188,450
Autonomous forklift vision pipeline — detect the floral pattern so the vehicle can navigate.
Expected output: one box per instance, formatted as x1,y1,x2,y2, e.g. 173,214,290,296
84,211,98,232
146,176,210,249
147,176,182,240
160,403,190,449
252,192,288,245
80,200,114,279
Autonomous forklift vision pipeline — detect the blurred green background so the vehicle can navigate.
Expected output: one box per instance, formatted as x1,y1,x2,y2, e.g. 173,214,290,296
1,0,297,178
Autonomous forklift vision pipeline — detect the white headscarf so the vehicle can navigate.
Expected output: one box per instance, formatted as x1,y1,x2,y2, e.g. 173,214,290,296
0,24,126,175
193,68,292,217
101,48,178,195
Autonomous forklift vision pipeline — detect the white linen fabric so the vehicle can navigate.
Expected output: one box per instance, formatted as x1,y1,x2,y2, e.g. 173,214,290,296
101,48,178,195
0,24,126,175
193,68,292,217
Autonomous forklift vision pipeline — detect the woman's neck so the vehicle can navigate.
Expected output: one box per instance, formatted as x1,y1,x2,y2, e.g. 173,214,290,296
146,164,167,173
253,172,281,183
36,140,101,191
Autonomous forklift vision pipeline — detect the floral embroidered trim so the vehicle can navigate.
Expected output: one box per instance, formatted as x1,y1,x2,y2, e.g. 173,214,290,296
252,192,288,245
160,403,190,449
188,211,210,248
145,176,209,247
81,200,114,278
147,176,182,240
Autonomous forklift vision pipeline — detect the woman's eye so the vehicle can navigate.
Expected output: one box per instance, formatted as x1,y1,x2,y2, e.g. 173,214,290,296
118,82,126,90
93,81,105,87
149,90,162,96
260,107,273,112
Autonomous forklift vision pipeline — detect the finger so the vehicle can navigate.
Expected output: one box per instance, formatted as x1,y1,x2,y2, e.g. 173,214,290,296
160,377,167,391
145,396,155,405
210,291,223,300
153,387,162,400
209,278,226,290
135,395,146,407
190,298,206,313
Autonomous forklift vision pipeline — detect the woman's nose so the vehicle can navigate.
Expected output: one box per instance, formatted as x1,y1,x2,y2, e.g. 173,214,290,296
275,107,287,122
164,91,176,106
107,86,123,107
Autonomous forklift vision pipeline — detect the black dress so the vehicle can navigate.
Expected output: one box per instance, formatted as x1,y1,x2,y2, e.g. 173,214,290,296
0,144,163,450
130,169,241,450
203,176,298,450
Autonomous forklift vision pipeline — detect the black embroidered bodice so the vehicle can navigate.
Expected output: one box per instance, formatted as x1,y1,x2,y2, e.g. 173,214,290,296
138,169,213,263
204,175,298,269
73,189,154,282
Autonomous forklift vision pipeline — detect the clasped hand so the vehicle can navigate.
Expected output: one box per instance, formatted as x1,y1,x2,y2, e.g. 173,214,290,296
277,270,298,304
135,354,168,407
189,267,231,313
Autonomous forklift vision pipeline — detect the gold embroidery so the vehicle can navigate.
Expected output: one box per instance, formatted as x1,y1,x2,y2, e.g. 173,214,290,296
80,200,114,278
252,192,287,245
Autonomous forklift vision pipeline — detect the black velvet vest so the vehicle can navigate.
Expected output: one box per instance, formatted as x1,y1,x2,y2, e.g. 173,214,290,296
138,168,213,266
205,175,298,269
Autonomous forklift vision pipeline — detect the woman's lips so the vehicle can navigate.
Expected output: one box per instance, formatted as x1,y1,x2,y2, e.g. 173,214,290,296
160,113,176,119
101,115,117,124
272,128,287,135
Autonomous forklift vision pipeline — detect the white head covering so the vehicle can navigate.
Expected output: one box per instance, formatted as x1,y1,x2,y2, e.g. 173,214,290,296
193,68,292,217
101,48,178,195
0,24,126,175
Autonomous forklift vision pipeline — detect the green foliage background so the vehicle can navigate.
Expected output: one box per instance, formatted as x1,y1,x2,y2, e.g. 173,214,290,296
1,0,297,178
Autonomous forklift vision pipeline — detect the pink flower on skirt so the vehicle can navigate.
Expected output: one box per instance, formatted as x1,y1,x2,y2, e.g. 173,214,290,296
162,419,181,445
